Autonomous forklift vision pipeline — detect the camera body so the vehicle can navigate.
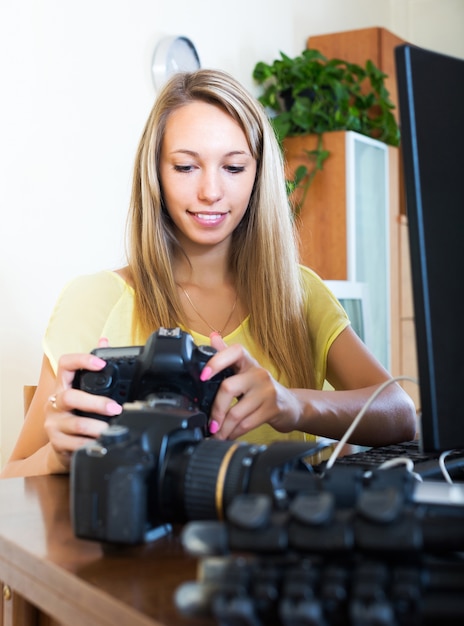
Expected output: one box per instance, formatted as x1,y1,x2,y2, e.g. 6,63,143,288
70,326,328,545
71,397,209,544
72,326,230,419
70,327,235,543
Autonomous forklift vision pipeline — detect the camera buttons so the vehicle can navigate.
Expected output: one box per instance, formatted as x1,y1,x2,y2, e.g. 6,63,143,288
99,425,131,446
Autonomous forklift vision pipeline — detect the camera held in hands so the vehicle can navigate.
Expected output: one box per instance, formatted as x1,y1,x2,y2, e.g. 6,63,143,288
70,327,325,545
70,327,231,543
72,326,228,419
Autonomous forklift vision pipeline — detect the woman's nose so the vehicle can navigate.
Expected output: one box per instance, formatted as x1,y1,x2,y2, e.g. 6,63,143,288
198,170,223,203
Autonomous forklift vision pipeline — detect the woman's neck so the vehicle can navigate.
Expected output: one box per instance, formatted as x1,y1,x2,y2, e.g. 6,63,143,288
172,246,245,337
173,245,233,289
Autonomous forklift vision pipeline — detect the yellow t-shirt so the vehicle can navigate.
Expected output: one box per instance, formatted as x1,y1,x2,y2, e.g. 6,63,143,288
43,266,349,445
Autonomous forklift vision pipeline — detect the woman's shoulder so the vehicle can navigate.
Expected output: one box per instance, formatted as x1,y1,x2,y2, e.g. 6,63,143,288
297,264,349,320
298,264,323,284
44,269,135,373
298,264,337,298
49,268,134,330
61,268,133,297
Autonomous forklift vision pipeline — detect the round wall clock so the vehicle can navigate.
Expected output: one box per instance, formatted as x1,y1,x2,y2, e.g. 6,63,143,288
151,35,201,91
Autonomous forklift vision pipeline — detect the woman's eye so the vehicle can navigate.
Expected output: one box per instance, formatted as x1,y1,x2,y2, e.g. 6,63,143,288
173,164,194,173
226,165,245,174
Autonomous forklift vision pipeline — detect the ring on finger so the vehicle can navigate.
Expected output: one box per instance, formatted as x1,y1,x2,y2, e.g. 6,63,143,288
48,394,58,410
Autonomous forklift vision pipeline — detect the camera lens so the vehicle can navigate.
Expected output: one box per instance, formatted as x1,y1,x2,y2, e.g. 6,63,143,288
161,439,267,522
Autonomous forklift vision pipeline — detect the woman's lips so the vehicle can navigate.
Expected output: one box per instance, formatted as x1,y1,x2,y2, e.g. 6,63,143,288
188,211,228,226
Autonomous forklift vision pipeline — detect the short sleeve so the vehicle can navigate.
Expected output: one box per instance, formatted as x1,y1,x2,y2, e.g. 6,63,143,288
43,271,135,373
299,266,350,389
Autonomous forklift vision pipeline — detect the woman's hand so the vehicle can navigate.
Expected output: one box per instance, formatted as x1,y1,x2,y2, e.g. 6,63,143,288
202,327,417,447
44,350,122,468
203,333,302,439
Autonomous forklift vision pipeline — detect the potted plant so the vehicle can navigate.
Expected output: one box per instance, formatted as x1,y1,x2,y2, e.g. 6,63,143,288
252,48,400,209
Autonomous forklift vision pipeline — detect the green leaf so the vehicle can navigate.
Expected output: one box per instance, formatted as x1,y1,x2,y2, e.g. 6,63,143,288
253,48,401,209
252,47,400,147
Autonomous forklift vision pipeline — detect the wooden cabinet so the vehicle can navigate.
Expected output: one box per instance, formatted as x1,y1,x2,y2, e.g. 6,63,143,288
285,130,395,372
287,28,419,406
308,26,408,217
398,215,419,405
285,131,348,279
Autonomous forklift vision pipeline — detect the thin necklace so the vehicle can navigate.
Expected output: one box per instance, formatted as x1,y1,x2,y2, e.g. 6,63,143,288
178,285,238,336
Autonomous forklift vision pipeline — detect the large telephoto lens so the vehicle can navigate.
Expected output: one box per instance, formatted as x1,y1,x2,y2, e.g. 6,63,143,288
158,438,321,523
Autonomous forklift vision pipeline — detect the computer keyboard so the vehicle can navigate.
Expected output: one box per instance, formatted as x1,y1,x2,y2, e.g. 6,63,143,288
313,439,464,481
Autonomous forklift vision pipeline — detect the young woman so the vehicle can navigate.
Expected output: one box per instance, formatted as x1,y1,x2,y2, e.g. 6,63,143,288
1,69,416,478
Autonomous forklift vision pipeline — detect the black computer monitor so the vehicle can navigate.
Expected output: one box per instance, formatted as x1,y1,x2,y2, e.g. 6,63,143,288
395,43,464,452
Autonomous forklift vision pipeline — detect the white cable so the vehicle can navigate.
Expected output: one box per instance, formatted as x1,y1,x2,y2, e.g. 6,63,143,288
378,457,415,472
324,375,419,472
439,450,455,485
377,457,423,482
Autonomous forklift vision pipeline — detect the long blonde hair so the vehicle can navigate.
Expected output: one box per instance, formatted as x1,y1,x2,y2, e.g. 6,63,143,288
126,69,315,388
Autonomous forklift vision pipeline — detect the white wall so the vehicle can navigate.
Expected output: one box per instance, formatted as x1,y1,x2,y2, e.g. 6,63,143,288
0,0,463,466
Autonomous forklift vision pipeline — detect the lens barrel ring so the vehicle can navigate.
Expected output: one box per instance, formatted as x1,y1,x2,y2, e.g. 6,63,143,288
183,440,259,520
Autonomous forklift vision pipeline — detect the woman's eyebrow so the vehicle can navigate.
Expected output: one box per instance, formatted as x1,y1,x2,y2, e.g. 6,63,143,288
169,149,252,157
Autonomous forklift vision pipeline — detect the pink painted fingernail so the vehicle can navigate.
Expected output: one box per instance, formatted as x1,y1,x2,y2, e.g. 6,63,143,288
200,366,212,382
209,420,220,434
106,401,123,415
90,356,107,368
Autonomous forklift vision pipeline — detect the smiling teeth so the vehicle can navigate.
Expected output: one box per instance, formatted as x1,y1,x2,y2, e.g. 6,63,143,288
196,213,222,220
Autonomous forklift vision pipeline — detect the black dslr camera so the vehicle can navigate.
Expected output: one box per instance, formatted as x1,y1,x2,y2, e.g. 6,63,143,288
70,326,326,545
70,327,234,543
72,326,228,419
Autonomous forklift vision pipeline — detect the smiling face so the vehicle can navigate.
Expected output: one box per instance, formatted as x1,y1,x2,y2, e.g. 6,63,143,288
159,101,257,253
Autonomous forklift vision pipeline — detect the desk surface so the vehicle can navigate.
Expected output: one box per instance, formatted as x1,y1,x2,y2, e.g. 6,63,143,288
0,475,212,626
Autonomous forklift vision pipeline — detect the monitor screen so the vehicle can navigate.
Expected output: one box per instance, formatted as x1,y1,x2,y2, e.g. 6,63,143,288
395,44,464,452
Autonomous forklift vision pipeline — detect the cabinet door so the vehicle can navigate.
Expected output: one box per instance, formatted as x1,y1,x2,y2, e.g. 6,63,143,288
285,131,391,369
347,132,390,368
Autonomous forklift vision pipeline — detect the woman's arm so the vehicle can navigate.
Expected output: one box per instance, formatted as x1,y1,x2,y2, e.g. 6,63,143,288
205,327,418,446
0,353,122,478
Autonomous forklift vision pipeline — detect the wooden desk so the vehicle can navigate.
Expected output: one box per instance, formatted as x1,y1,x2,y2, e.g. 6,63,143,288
0,475,212,626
